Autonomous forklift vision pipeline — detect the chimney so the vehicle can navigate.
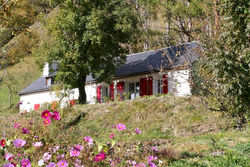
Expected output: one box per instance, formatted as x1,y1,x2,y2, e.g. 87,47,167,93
43,63,49,76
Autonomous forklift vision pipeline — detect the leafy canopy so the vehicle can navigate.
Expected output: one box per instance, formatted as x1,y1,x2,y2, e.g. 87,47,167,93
35,0,138,103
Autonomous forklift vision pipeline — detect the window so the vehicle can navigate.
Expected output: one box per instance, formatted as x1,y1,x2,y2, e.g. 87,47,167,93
129,82,140,99
157,79,163,94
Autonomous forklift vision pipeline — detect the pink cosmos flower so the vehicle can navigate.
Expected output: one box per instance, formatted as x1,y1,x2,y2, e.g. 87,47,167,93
70,148,80,157
13,139,26,148
3,163,14,167
75,144,83,150
148,161,157,167
1,139,6,147
116,123,126,131
93,152,106,162
21,158,31,167
57,159,68,167
148,155,157,162
14,123,21,128
5,153,13,161
51,111,61,120
136,163,147,167
33,141,43,148
151,146,159,152
46,162,56,167
84,136,93,145
135,128,141,134
21,128,30,134
43,118,51,125
41,110,51,119
109,134,115,139
43,152,52,162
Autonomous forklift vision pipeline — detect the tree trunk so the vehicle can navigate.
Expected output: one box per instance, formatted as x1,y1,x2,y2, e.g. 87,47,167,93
7,84,11,108
78,75,87,104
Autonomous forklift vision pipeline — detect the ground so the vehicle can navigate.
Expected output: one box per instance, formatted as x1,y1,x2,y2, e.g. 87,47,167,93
0,95,249,166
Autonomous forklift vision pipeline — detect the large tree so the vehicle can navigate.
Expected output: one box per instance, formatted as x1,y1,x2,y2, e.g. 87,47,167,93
35,0,138,104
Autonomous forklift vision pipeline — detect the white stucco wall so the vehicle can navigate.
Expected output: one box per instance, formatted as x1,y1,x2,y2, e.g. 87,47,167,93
168,69,191,96
20,83,97,112
20,70,191,112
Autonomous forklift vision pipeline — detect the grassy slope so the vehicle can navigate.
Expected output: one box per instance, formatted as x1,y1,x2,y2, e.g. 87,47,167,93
0,95,249,166
0,56,41,110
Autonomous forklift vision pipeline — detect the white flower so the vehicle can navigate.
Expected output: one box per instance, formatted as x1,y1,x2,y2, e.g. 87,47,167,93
38,159,44,166
159,160,163,164
42,152,51,162
33,142,43,148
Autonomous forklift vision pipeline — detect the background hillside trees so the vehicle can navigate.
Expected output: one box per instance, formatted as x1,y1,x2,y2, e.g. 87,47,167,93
35,0,139,104
193,0,249,128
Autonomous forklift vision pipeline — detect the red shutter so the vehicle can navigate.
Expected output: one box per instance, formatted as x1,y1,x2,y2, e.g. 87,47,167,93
140,77,153,96
97,86,101,103
140,78,147,96
117,81,125,93
148,77,153,95
163,74,168,94
34,104,40,111
70,100,75,106
109,83,114,100
117,81,125,100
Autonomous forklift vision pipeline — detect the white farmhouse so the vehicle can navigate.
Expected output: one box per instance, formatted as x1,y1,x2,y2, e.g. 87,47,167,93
19,42,200,112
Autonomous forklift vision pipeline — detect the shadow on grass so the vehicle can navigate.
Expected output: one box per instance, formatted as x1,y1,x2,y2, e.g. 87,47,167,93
65,112,86,129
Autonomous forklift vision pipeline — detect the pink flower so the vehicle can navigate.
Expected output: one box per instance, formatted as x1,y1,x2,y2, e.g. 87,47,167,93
134,128,141,134
148,155,157,162
116,123,126,131
41,110,51,119
151,146,159,152
136,163,147,167
75,144,83,150
148,161,157,167
51,111,61,120
14,123,20,128
84,136,93,145
43,152,52,162
21,158,31,167
109,134,115,139
1,139,6,147
46,162,56,167
21,128,30,134
3,163,14,167
70,148,80,157
93,152,106,162
5,153,13,161
33,141,43,148
43,118,51,125
13,139,26,148
57,159,68,167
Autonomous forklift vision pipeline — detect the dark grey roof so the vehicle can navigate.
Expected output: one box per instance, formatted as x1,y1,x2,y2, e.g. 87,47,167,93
19,77,50,95
115,41,199,78
19,41,200,95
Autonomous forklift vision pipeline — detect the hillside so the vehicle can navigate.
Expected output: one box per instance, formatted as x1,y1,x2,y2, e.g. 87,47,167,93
0,56,41,110
1,95,249,166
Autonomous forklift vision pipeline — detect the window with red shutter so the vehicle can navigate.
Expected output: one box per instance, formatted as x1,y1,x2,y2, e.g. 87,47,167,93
140,77,153,96
117,81,125,100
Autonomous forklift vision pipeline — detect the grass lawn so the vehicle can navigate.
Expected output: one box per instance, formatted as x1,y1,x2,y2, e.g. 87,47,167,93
1,95,249,166
0,56,41,110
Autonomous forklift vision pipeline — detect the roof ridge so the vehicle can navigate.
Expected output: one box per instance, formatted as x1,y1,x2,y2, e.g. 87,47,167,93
127,41,199,57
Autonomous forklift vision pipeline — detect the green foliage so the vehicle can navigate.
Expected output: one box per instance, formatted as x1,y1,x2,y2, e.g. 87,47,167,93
35,0,139,104
193,0,249,127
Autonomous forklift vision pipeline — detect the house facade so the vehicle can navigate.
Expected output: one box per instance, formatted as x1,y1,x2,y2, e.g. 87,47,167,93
19,42,200,112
